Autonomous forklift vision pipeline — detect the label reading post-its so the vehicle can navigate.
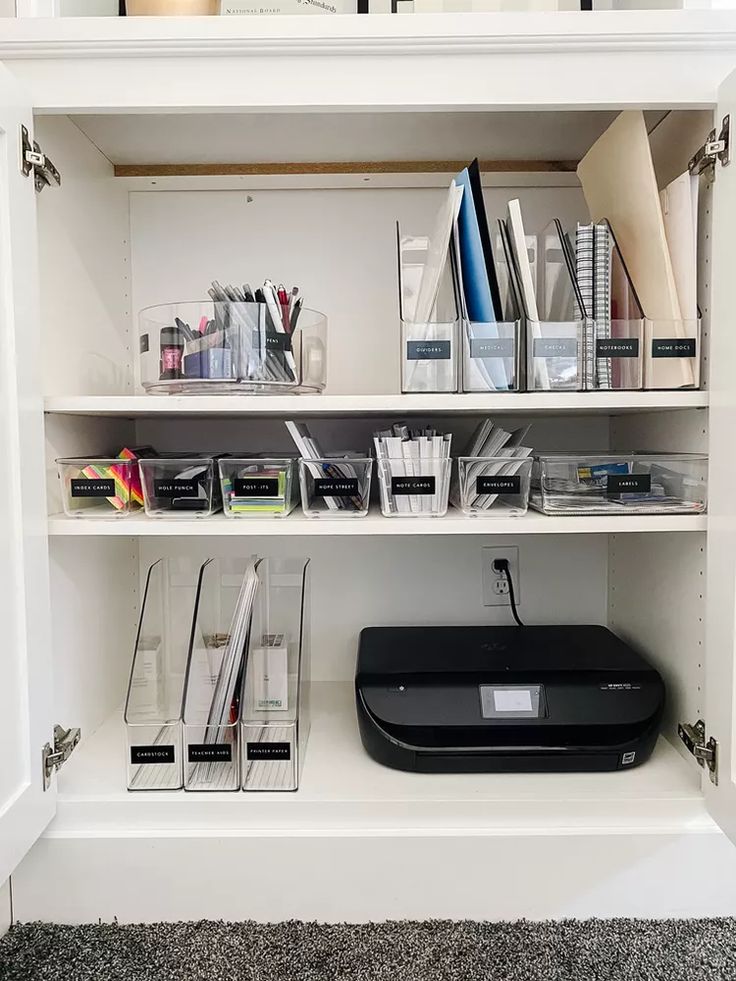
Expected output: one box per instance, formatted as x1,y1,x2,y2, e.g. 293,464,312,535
596,338,640,358
71,479,116,498
533,338,578,359
651,338,696,359
406,341,451,361
469,337,515,359
154,480,200,498
606,473,651,495
234,478,280,498
476,475,521,495
187,744,232,763
314,478,359,497
246,742,291,761
130,745,175,765
391,476,436,495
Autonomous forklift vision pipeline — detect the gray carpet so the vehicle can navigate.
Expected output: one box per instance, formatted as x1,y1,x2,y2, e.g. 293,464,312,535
1,918,736,981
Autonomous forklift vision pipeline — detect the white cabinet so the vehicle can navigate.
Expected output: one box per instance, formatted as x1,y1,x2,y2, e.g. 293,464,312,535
2,11,736,922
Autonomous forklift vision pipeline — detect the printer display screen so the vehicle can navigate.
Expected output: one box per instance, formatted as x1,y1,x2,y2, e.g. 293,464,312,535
480,685,543,719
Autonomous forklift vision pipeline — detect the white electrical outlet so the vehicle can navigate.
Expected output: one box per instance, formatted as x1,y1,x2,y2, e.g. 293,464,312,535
482,546,521,607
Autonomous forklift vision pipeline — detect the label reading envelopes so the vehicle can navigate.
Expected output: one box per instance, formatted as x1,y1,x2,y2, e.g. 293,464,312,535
477,474,521,495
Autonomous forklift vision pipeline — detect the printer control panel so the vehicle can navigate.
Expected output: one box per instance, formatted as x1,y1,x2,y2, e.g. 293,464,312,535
480,685,544,719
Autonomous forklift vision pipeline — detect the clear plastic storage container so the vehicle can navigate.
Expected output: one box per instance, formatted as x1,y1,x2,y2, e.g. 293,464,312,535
139,456,222,517
643,319,702,391
376,457,452,517
56,457,142,517
219,458,298,518
454,457,532,516
298,457,373,517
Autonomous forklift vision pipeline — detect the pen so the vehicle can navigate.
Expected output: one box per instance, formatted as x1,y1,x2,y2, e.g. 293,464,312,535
277,284,291,332
290,297,303,332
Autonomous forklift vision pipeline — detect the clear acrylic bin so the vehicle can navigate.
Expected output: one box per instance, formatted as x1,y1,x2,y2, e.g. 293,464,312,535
527,321,585,392
219,457,297,518
56,457,142,517
124,558,199,791
454,457,532,517
138,301,327,395
183,557,260,792
590,320,644,391
377,457,452,517
462,321,521,393
241,558,311,792
644,319,701,390
298,457,372,517
531,453,708,515
139,456,222,517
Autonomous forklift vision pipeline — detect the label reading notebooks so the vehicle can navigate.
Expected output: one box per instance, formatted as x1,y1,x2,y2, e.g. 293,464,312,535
130,745,175,765
533,338,578,359
246,742,291,761
314,478,359,497
477,474,521,495
596,338,640,358
391,476,436,495
652,338,696,359
71,479,116,498
406,340,451,361
234,478,280,498
187,744,232,763
154,480,200,498
469,337,515,359
606,473,651,495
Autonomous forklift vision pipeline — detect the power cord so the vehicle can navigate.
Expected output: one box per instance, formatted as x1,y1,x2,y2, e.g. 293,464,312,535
493,559,524,627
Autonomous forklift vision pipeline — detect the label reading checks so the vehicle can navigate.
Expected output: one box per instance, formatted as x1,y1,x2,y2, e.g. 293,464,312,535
392,476,436,495
533,338,577,358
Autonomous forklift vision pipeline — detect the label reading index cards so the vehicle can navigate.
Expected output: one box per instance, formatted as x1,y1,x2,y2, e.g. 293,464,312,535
391,476,436,495
71,479,116,498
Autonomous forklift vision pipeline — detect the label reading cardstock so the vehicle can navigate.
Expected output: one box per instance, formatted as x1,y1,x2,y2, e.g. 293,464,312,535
130,745,175,765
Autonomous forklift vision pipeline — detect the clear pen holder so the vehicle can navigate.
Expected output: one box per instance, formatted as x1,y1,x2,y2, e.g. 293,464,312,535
219,457,297,518
124,558,200,791
453,457,532,517
298,457,373,517
643,319,701,390
241,558,311,792
462,321,521,393
183,556,261,792
377,457,452,517
527,321,585,392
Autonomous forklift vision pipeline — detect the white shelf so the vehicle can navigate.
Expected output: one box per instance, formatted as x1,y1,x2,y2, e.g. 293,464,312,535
43,392,709,418
47,509,708,537
50,682,708,837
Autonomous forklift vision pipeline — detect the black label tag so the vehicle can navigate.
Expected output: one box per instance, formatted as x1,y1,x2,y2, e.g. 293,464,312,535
139,333,150,354
71,478,115,498
252,330,291,352
477,474,521,495
469,337,515,359
187,744,232,763
314,478,359,497
606,473,651,495
154,479,200,498
596,338,640,358
652,338,696,359
246,742,291,761
391,476,436,495
130,745,175,765
233,477,279,498
533,338,578,358
406,340,451,361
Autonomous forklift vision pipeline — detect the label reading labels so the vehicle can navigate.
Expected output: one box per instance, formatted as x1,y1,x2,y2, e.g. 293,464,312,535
477,474,521,495
71,479,116,498
606,473,651,495
596,337,640,358
246,742,291,761
391,476,436,495
130,745,175,765
652,338,696,359
187,744,232,763
533,338,578,359
406,340,452,361
314,478,359,497
469,337,515,359
234,478,280,498
153,480,200,499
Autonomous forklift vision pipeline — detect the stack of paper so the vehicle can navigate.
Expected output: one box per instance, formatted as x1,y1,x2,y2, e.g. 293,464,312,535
373,423,452,515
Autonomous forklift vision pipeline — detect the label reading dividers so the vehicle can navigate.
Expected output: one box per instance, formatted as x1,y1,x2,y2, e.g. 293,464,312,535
234,477,279,498
652,338,696,359
246,742,291,761
187,744,232,763
391,476,436,495
71,479,116,498
130,745,175,765
606,473,651,495
154,480,200,498
406,340,451,361
596,338,640,358
477,474,521,495
469,337,515,359
533,338,578,359
314,478,359,497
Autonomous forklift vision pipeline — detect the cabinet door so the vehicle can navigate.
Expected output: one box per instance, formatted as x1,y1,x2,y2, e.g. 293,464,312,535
0,66,55,884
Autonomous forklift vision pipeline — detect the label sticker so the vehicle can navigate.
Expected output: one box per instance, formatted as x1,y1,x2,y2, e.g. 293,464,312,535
139,333,150,354
71,479,116,498
130,745,175,765
651,338,696,359
606,473,651,495
154,480,200,498
476,474,521,495
406,340,452,361
314,478,359,497
233,478,280,498
253,330,291,352
596,337,640,358
533,338,578,359
391,476,436,495
246,742,291,761
469,337,515,359
187,744,232,763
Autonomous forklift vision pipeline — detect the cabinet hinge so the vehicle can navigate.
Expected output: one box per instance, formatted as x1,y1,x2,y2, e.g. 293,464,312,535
678,719,718,785
42,725,81,791
20,124,61,193
689,115,730,176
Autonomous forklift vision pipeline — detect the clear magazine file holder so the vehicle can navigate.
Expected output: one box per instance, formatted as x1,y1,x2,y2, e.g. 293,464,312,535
397,223,459,393
460,224,522,393
525,220,589,392
182,556,260,792
241,558,311,792
123,558,199,791
643,317,702,390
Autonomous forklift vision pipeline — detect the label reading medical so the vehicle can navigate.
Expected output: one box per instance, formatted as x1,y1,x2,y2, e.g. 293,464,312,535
71,479,116,498
234,478,279,498
469,337,515,359
406,340,451,361
606,473,651,495
533,338,577,359
246,742,291,761
391,476,436,495
314,478,359,497
154,480,199,498
476,475,521,495
130,745,175,765
651,338,696,359
596,338,640,358
187,744,232,763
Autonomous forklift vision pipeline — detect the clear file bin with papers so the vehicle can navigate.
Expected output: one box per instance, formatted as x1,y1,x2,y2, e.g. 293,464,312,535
454,457,532,517
241,559,311,793
138,301,327,395
298,457,373,517
124,558,199,791
183,557,261,792
530,453,708,515
219,457,298,518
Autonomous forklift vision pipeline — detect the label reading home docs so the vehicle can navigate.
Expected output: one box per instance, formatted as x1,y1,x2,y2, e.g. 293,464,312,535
469,337,515,359
391,476,436,495
533,338,578,359
314,478,359,497
246,742,291,761
234,478,280,498
652,338,696,359
406,340,451,361
596,338,640,358
187,744,232,764
476,474,521,495
71,479,116,498
606,473,651,495
153,480,199,498
130,745,175,765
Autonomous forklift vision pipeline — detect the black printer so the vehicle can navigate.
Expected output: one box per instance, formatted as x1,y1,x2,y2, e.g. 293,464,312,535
355,625,665,773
